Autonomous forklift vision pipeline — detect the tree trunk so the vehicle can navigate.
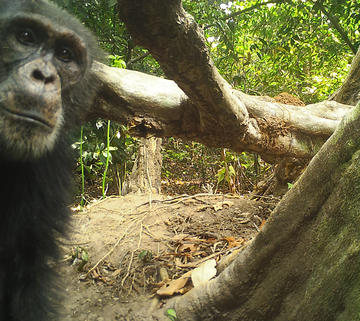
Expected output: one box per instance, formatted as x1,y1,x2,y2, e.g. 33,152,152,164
127,137,162,194
168,101,360,320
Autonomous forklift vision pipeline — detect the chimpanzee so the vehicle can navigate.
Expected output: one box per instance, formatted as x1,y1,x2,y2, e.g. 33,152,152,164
0,0,102,320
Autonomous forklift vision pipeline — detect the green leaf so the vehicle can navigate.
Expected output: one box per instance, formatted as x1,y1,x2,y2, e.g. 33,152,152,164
228,165,236,177
166,308,177,321
216,168,226,184
109,0,117,7
81,250,89,262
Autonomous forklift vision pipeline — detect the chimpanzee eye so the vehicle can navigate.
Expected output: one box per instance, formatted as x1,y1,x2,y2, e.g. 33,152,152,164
16,28,37,46
56,46,74,63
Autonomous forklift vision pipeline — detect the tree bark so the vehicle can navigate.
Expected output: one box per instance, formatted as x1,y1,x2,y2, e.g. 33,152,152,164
128,137,162,194
169,101,360,321
89,63,352,164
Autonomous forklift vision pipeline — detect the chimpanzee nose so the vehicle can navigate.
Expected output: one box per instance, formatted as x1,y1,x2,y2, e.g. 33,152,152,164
32,69,55,84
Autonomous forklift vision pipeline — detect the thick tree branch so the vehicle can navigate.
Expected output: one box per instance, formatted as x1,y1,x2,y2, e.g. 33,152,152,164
89,62,352,163
117,0,250,138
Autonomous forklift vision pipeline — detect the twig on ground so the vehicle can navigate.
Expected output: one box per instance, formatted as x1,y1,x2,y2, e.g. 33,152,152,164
86,219,137,276
121,223,144,288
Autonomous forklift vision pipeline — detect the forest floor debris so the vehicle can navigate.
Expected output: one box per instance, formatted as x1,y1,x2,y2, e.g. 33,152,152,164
60,193,277,320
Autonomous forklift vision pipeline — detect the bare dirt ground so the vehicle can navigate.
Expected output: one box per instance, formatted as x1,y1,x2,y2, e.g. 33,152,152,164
59,193,277,320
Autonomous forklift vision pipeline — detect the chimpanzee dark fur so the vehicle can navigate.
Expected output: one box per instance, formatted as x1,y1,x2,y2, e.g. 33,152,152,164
0,0,102,320
0,139,72,320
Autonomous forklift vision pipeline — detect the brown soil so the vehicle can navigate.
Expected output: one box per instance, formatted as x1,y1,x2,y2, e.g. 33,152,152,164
59,193,277,320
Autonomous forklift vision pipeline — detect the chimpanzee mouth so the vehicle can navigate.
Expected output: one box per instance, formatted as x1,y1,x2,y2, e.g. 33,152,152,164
1,105,54,129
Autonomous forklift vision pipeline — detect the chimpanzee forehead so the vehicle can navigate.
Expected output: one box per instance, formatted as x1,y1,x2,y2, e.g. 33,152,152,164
21,0,89,38
0,0,104,62
10,12,87,44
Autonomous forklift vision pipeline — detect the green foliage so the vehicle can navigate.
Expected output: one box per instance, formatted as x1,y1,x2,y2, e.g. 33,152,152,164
166,309,178,321
162,138,220,183
138,250,154,263
162,139,271,194
69,247,89,272
216,150,271,192
216,164,235,185
183,0,356,103
79,126,85,207
52,0,124,54
102,120,111,197
109,55,127,69
73,121,138,199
